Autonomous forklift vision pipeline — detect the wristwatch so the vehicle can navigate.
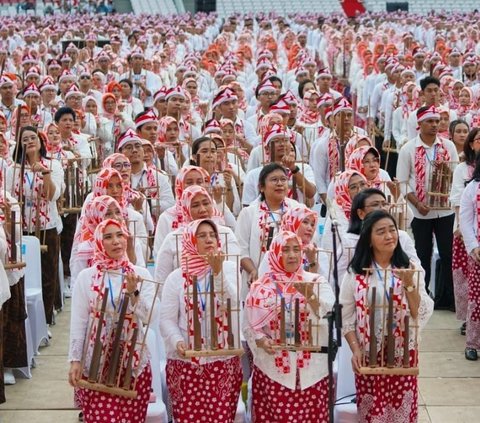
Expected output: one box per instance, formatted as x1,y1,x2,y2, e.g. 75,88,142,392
291,166,300,174
404,284,415,293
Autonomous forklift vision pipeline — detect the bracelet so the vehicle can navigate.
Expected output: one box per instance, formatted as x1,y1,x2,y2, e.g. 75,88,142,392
350,341,358,347
291,166,300,174
41,171,51,175
308,261,317,268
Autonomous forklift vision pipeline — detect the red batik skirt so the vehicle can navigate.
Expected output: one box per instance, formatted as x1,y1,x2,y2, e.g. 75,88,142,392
355,350,418,423
452,233,469,321
251,365,329,423
77,364,152,423
166,356,242,423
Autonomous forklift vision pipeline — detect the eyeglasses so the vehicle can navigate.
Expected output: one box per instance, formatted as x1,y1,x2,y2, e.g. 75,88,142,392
113,162,132,170
80,75,91,80
261,91,276,97
267,176,288,185
364,200,389,210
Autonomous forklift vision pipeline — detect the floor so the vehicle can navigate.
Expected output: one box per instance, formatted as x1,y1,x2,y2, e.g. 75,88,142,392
0,303,479,423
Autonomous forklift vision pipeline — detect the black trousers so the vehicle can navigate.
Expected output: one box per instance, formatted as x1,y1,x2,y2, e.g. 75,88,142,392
411,214,455,309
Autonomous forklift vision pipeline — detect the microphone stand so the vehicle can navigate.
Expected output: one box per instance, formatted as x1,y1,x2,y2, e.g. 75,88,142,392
327,209,343,423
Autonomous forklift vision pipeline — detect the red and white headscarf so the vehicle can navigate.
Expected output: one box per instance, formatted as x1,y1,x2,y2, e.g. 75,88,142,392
180,219,229,363
281,205,318,236
158,116,178,143
76,195,124,266
246,230,314,373
344,135,373,161
179,185,223,226
346,146,382,189
92,167,127,215
334,170,367,220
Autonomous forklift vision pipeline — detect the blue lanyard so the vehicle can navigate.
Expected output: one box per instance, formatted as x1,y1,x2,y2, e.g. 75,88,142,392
107,270,124,311
274,281,292,311
196,272,211,312
25,171,34,190
373,262,395,301
424,144,438,165
210,172,218,187
266,201,284,224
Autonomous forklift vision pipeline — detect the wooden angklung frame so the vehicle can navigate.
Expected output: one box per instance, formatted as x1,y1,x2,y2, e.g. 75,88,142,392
357,267,421,376
426,160,455,210
182,254,244,358
60,158,88,214
76,272,160,398
269,279,328,353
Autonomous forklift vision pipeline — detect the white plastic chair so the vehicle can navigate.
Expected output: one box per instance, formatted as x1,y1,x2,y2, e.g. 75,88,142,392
23,236,49,354
145,329,168,423
334,342,357,422
13,315,36,379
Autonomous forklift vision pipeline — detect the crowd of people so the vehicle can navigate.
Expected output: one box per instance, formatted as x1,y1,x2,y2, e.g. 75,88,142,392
0,7,479,423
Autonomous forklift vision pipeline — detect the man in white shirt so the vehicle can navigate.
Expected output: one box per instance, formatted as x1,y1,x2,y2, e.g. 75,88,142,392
397,106,459,309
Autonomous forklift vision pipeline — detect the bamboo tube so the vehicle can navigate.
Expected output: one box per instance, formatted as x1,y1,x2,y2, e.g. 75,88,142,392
10,210,16,263
280,297,286,345
308,319,313,347
88,287,110,383
122,327,139,390
403,315,410,368
226,298,234,349
369,287,377,367
105,295,130,387
65,166,71,209
294,298,301,347
192,276,202,351
386,287,395,368
209,274,218,350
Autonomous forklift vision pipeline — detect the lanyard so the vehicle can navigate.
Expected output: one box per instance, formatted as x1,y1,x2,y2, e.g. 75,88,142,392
373,262,395,301
196,272,210,312
25,171,35,191
107,270,124,311
424,144,438,165
266,201,284,224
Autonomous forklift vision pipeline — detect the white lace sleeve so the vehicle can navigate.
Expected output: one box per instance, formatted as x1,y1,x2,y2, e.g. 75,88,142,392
68,339,84,362
340,271,357,335
413,265,434,332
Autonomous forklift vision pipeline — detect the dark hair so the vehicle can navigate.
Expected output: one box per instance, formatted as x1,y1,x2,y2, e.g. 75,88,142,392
449,119,469,141
135,110,152,130
13,126,49,164
258,162,287,200
268,75,282,89
465,127,480,166
349,210,410,275
119,78,133,89
54,106,76,123
420,76,440,91
195,219,220,241
470,147,480,181
298,79,316,99
348,189,386,235
189,136,217,166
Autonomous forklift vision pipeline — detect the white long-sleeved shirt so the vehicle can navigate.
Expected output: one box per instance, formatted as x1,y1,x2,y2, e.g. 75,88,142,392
460,179,480,254
159,262,240,363
396,136,458,220
154,224,240,287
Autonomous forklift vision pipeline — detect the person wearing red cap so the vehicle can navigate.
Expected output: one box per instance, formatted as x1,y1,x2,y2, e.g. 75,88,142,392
118,129,174,222
397,105,459,309
0,75,25,125
242,124,316,206
120,49,162,108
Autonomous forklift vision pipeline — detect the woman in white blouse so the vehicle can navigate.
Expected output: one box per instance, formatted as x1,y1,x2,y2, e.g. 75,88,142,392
244,230,334,422
236,163,300,298
68,219,157,422
340,210,433,422
8,126,63,325
159,219,242,423
459,150,480,360
451,127,478,336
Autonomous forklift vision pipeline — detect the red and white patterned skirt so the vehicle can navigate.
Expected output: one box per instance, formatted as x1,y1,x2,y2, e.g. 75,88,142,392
355,350,418,423
251,365,329,423
467,257,480,349
452,233,469,321
166,356,242,423
77,364,152,423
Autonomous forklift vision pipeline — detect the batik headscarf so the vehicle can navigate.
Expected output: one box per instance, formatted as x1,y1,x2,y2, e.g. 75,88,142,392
334,170,367,220
346,146,382,189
